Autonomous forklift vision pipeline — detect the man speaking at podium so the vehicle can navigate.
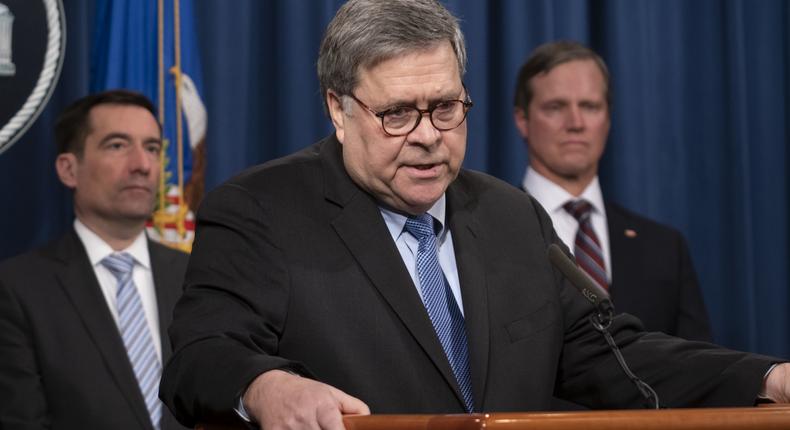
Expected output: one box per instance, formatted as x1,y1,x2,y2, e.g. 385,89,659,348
160,0,790,428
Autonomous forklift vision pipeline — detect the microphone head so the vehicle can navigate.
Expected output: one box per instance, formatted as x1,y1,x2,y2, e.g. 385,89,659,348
547,243,612,310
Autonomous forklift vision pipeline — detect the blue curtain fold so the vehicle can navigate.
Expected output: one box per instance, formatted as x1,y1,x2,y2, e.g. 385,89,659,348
0,0,787,357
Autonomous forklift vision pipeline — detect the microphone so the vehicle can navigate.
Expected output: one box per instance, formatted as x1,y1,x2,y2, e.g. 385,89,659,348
547,243,660,409
547,243,614,324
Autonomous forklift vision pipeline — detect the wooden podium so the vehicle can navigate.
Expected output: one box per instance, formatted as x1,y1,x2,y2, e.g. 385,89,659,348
199,405,790,430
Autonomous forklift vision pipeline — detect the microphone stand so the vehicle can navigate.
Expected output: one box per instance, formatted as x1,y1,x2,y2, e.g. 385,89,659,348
547,243,660,409
589,303,661,409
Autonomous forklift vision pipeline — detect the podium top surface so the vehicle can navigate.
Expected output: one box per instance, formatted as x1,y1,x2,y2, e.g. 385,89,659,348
197,405,790,430
342,406,790,430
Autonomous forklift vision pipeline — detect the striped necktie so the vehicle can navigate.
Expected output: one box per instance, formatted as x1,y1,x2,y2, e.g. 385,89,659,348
404,214,474,413
563,200,608,290
102,252,162,429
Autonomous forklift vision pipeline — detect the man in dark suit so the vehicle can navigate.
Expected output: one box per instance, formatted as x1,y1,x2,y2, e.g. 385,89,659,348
514,41,713,341
0,90,189,429
160,1,789,429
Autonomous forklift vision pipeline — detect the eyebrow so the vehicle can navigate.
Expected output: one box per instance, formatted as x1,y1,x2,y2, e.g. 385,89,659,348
99,132,162,145
539,97,603,106
539,98,569,105
99,132,132,143
379,88,465,109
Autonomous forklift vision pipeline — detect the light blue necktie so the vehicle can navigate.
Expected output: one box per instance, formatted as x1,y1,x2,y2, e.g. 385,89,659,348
404,214,474,413
102,253,162,429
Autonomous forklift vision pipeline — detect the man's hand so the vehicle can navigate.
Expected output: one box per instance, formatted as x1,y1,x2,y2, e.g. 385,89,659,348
242,369,370,430
761,363,790,403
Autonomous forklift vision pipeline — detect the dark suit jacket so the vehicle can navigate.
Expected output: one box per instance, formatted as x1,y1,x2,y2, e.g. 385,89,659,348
160,135,777,427
606,203,713,341
0,229,189,430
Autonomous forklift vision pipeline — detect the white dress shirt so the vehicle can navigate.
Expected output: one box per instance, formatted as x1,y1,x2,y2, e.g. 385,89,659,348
73,219,162,361
379,194,465,315
522,167,612,283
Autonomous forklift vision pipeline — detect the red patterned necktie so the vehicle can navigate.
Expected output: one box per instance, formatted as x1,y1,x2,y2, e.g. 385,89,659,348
563,200,608,290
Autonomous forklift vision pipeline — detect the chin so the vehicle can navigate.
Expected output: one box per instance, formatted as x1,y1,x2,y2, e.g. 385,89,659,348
552,161,589,176
404,193,444,213
117,205,156,221
390,178,450,212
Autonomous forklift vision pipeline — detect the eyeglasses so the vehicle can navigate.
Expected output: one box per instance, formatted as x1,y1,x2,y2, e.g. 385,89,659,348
348,85,473,137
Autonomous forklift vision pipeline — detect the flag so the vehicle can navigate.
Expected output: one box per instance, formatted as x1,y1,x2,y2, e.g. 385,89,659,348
91,0,206,252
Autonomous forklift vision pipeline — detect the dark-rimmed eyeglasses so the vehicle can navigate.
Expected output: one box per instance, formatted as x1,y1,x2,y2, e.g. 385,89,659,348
348,85,473,137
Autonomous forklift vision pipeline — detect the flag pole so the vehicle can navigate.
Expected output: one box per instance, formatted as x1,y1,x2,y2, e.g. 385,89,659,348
157,0,166,220
173,0,187,241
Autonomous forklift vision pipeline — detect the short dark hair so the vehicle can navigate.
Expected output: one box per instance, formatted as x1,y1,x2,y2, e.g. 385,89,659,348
514,40,611,112
54,89,159,156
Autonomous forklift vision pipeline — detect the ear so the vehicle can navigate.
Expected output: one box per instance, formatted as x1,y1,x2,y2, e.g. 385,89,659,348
513,107,530,140
55,153,79,189
326,90,346,143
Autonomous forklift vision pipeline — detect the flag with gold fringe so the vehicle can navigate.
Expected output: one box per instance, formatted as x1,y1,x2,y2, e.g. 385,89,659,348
91,0,206,252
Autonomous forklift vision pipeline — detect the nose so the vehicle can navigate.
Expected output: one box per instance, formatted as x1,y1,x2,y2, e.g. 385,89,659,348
566,106,585,131
128,143,154,175
406,111,442,147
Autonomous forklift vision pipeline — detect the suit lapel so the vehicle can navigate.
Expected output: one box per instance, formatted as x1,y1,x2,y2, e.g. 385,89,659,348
321,137,467,409
149,241,185,430
606,203,636,295
446,180,489,412
53,230,154,430
149,241,178,364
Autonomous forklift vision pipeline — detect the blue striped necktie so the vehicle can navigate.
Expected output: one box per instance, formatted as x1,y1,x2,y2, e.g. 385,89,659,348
404,214,474,413
564,200,608,290
102,253,162,429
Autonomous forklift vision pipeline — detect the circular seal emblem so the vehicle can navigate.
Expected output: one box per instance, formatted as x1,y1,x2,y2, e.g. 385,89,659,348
0,0,65,155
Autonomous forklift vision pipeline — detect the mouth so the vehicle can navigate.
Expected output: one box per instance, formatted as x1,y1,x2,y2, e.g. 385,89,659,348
122,185,154,194
403,162,444,178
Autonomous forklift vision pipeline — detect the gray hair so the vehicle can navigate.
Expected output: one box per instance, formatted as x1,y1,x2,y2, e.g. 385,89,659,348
318,0,467,112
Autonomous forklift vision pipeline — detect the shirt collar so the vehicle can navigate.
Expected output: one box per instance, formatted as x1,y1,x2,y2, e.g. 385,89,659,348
523,166,606,216
380,194,447,242
73,218,151,269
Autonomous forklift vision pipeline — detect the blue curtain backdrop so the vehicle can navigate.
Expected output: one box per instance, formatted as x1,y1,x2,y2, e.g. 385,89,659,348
0,0,787,357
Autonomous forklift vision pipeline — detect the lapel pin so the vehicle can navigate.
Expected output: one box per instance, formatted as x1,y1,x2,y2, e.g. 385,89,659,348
624,229,637,238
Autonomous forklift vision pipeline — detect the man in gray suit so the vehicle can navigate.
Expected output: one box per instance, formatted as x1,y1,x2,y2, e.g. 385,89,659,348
0,90,188,429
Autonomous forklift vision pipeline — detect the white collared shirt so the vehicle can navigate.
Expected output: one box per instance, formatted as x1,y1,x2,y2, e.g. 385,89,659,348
523,167,612,282
379,194,464,315
73,219,162,361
